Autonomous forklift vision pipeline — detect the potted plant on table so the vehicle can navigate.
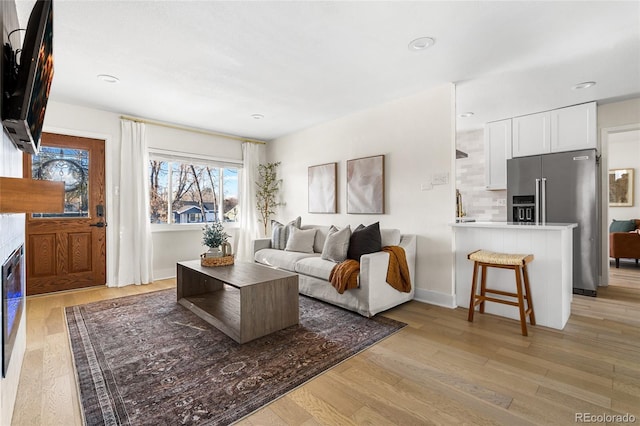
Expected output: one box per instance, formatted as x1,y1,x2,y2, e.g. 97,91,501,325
202,221,230,258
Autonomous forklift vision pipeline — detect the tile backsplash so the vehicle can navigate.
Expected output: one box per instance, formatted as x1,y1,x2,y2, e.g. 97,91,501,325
456,129,507,221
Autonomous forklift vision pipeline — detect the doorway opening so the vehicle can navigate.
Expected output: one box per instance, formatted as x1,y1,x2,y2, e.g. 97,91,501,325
606,127,640,290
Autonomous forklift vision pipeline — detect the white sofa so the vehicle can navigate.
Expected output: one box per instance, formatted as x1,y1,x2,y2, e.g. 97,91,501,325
252,224,416,317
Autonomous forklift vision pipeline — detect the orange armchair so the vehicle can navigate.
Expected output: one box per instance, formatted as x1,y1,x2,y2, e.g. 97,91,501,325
609,219,640,268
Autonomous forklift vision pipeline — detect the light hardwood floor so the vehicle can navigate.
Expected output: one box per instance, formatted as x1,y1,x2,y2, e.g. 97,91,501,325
12,279,640,425
609,260,640,290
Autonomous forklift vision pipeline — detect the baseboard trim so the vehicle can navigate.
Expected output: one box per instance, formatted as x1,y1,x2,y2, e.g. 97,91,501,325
154,268,176,282
413,288,456,309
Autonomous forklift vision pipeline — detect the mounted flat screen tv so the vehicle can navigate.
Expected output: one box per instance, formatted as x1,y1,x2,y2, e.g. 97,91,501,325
2,0,54,155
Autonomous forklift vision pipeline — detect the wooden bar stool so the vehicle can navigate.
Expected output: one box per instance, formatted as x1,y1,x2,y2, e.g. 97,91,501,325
467,249,536,336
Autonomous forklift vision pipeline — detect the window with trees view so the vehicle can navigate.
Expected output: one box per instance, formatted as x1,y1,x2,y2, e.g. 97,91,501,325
148,158,239,224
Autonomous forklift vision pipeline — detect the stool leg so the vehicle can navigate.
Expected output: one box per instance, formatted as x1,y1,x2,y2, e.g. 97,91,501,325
522,264,536,326
468,261,479,322
479,264,487,314
514,265,528,336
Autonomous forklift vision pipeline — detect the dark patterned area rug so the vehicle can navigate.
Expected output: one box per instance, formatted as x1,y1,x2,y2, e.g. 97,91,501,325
65,289,406,425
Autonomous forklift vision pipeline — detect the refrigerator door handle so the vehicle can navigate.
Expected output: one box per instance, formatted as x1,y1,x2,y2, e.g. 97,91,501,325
535,178,540,225
541,177,547,224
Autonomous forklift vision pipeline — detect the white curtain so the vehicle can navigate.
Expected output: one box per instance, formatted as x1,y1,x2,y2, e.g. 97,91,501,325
236,142,261,262
114,119,154,286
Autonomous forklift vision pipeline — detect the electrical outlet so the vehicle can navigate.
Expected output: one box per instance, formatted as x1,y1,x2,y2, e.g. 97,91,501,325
497,198,506,206
432,172,449,186
420,182,432,191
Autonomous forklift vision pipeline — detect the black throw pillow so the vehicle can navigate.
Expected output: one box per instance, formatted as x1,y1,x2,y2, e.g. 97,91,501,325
347,222,382,261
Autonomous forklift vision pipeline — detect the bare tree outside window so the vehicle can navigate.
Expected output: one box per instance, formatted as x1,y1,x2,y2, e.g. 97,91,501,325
149,160,168,223
148,158,239,224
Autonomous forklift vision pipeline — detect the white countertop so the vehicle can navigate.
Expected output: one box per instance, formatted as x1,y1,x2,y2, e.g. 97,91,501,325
449,221,578,230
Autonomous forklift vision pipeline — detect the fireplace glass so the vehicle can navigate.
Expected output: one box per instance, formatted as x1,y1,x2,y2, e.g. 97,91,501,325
2,245,24,377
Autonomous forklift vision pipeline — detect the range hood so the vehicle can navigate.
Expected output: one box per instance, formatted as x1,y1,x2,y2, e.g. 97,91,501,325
456,149,468,159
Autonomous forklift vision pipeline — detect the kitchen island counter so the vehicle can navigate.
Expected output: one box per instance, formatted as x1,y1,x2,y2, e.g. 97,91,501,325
451,221,576,330
451,221,577,230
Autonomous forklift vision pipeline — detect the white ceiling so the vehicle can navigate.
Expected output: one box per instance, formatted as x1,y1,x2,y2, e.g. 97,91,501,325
15,1,640,141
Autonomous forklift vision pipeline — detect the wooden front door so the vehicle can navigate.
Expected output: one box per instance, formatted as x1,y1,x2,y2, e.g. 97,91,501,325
23,133,106,295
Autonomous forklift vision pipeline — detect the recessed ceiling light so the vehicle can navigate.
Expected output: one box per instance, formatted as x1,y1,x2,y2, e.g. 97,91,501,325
97,74,119,83
458,112,474,118
572,81,596,90
251,114,264,120
408,37,435,51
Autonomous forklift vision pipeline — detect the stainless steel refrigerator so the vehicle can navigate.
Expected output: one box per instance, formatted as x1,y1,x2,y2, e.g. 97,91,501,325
507,149,600,296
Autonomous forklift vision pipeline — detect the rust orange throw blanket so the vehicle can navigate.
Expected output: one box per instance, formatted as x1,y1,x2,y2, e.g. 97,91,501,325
329,259,360,294
329,246,411,294
382,246,412,293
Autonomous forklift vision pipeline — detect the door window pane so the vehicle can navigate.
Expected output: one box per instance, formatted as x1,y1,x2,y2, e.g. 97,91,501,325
31,147,89,218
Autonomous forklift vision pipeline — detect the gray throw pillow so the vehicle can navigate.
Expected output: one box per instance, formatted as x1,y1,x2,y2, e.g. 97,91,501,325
271,216,301,250
609,219,636,233
321,225,351,262
285,227,317,253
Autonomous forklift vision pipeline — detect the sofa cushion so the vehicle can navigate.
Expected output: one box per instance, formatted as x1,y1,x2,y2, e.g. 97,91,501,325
347,222,382,261
302,225,331,253
321,225,351,262
271,216,301,249
285,227,317,253
610,219,636,233
254,248,318,272
380,229,401,246
295,257,336,281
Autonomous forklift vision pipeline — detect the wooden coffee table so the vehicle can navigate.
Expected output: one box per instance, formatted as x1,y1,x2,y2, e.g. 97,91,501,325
176,260,299,344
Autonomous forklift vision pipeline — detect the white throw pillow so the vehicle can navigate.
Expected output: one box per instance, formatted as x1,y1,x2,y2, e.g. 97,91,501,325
285,227,317,253
321,225,351,263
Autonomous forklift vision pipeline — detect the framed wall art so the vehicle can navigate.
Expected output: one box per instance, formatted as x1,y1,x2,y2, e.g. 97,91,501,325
609,168,634,207
308,162,337,213
347,155,384,214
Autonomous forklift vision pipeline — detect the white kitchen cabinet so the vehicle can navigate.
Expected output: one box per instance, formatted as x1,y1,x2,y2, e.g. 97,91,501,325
512,111,551,157
512,102,597,158
484,119,512,190
551,102,597,152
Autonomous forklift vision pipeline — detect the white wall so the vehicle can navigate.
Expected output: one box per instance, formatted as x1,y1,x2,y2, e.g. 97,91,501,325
1,2,27,421
43,101,247,282
0,128,27,426
608,130,640,220
146,124,242,160
267,84,456,306
599,98,640,130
